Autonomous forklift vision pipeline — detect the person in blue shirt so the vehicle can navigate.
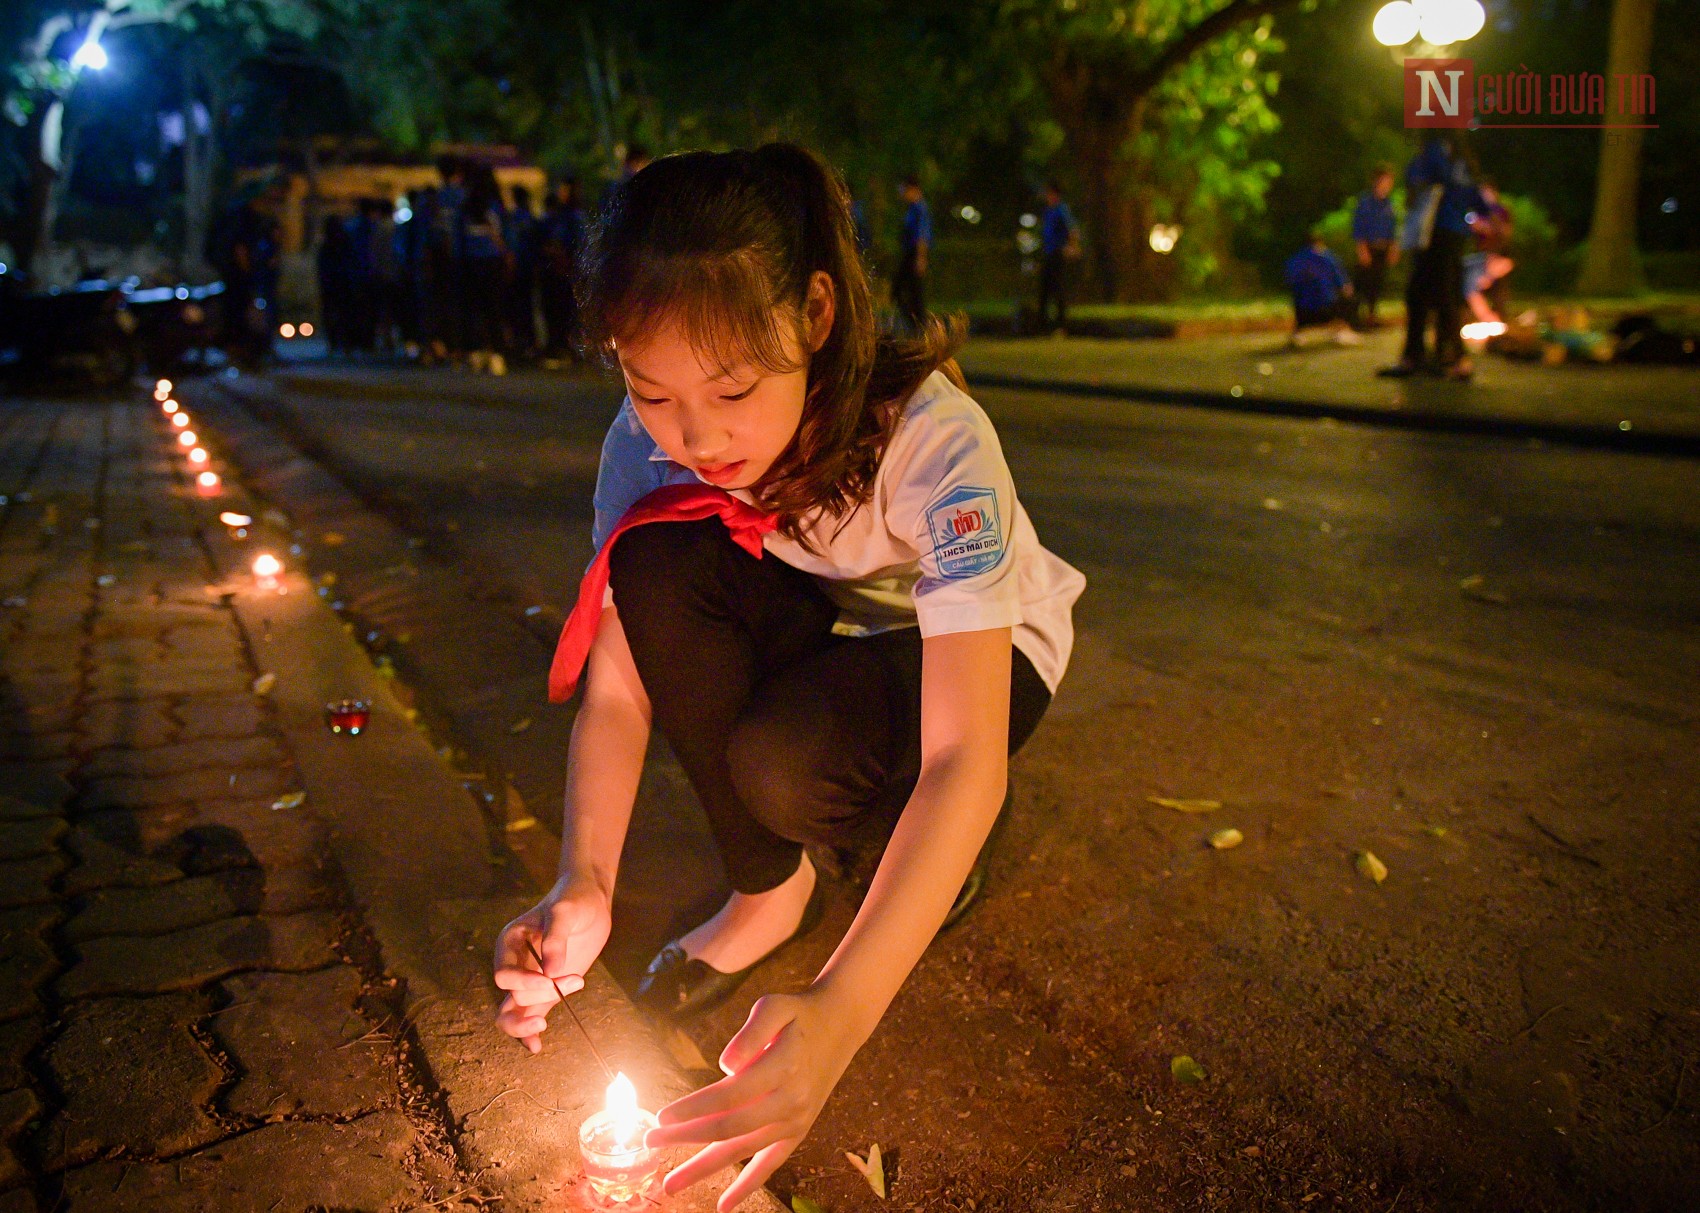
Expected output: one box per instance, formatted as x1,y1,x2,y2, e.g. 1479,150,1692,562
540,176,586,362
1351,165,1399,328
1283,230,1361,347
504,185,540,359
1382,134,1484,380
891,175,932,332
455,164,512,374
1037,182,1080,333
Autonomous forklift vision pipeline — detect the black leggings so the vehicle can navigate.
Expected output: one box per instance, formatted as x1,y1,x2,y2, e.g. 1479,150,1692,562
608,518,1053,894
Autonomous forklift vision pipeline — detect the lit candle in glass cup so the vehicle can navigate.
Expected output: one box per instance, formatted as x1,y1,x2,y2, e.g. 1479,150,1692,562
579,1072,662,1206
252,553,283,592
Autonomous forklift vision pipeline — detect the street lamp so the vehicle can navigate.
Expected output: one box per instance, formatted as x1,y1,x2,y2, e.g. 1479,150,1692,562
69,37,107,71
1374,0,1486,48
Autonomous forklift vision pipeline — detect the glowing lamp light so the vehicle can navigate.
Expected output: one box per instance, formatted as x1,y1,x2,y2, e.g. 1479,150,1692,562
220,512,253,527
1148,224,1181,254
163,400,180,414
178,430,197,447
171,411,189,426
156,379,173,395
578,1072,661,1203
197,471,220,488
70,38,108,71
280,323,296,339
1461,320,1507,341
300,322,316,337
188,447,209,464
1373,1,1421,46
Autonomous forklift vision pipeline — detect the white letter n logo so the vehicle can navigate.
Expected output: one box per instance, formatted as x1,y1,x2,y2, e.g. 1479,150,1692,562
1415,70,1464,117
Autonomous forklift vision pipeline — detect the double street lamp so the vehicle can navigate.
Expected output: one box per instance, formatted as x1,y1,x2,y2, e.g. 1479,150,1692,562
1374,0,1486,48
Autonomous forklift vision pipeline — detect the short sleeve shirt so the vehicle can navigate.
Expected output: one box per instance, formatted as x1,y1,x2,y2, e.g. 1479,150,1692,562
901,200,933,253
590,371,1086,693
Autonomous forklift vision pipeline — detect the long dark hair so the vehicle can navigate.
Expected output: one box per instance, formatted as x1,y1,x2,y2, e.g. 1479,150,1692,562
578,143,963,547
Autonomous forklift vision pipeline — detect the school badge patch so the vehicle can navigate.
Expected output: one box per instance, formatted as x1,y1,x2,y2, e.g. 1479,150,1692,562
925,485,1005,579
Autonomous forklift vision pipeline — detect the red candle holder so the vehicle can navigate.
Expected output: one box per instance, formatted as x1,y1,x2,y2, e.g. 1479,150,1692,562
325,700,371,736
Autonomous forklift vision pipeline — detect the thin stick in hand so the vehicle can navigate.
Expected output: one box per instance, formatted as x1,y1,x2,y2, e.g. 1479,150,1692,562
524,939,614,1080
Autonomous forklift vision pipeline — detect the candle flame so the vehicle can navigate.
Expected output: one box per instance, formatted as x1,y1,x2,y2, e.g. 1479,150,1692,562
253,554,283,578
605,1072,640,1146
179,431,197,447
189,447,209,464
156,379,172,394
163,400,180,414
1460,320,1507,341
220,512,253,527
197,471,220,488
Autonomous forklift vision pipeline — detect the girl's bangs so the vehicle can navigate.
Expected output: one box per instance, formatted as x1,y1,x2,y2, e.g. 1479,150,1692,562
603,252,805,378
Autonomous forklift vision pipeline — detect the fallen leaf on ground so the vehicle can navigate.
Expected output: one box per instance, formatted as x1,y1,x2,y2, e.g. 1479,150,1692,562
1208,828,1244,850
1241,1145,1263,1158
1171,1055,1208,1084
509,718,532,734
271,791,306,811
320,531,346,546
318,572,337,588
1421,824,1449,839
844,1143,885,1199
251,672,276,695
791,1197,827,1213
504,816,539,832
1149,797,1221,814
1354,849,1388,883
1261,498,1283,511
1458,574,1484,589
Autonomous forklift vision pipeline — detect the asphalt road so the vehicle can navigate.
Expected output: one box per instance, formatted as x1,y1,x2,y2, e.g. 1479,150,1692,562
207,360,1700,1213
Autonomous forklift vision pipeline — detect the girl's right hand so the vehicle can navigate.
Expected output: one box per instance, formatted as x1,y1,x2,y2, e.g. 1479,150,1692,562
492,873,612,1052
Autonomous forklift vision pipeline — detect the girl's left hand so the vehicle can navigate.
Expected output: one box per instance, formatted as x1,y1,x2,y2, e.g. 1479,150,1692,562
645,987,861,1211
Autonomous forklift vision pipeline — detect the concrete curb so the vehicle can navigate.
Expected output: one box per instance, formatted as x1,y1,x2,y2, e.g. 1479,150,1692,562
182,379,781,1213
963,371,1700,459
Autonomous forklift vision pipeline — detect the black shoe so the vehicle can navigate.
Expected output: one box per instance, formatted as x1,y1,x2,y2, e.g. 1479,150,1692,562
941,792,1012,932
1376,360,1419,379
634,881,826,1021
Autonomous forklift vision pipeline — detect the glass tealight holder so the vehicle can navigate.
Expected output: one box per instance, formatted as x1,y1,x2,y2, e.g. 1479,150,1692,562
324,699,371,736
578,1107,661,1207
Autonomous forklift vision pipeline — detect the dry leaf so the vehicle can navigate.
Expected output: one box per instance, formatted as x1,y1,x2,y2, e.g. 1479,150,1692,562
271,791,306,811
1354,850,1388,883
1421,824,1449,839
1208,828,1244,850
791,1197,827,1213
251,672,277,695
504,816,539,832
844,1143,885,1199
1171,1055,1208,1084
1458,574,1484,589
509,717,533,734
1149,797,1221,814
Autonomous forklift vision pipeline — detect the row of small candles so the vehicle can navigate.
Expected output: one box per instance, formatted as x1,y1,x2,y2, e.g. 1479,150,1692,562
155,382,662,1204
156,380,284,598
155,379,221,495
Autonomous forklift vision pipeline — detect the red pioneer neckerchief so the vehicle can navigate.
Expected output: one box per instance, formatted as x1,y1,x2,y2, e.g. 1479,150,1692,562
547,483,779,702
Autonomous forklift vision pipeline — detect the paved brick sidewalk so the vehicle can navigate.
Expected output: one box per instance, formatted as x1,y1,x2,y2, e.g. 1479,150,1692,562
0,396,473,1211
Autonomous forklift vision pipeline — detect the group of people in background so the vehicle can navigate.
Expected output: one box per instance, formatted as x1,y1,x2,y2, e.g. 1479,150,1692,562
313,148,641,373
1285,133,1515,382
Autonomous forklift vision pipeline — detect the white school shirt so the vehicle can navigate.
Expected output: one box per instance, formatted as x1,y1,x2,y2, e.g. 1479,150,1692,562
590,370,1086,694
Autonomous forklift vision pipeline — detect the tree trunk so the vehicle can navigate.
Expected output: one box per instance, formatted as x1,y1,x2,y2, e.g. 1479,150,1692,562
180,56,218,279
1576,0,1655,296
